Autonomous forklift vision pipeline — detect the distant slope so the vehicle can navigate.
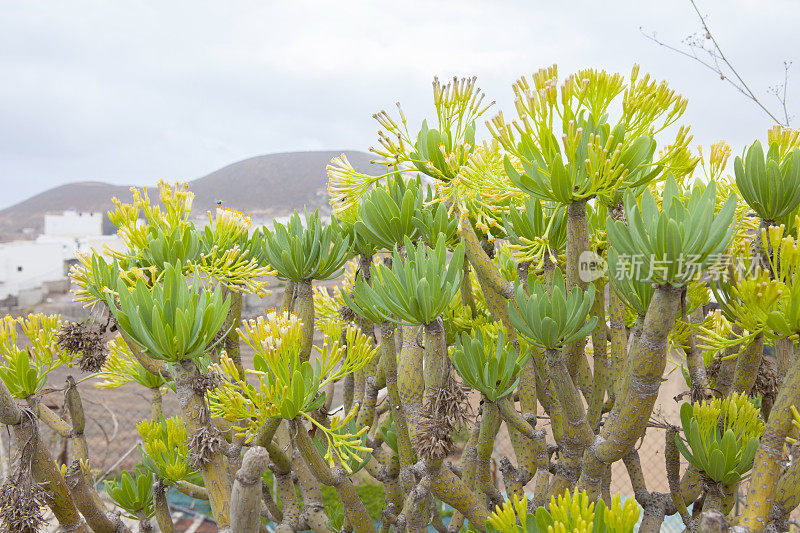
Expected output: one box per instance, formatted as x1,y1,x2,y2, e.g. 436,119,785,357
0,151,376,241
188,151,376,217
0,182,132,240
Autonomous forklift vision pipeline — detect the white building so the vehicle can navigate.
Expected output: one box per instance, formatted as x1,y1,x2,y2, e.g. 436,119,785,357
0,241,66,300
35,234,126,261
0,210,125,303
43,210,104,238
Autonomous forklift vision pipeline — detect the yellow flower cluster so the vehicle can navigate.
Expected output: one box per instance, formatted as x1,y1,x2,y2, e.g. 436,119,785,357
768,125,800,161
108,181,195,251
692,392,765,445
94,336,165,390
326,155,392,222
1,314,65,368
238,312,305,371
487,490,640,533
137,416,196,483
196,246,272,296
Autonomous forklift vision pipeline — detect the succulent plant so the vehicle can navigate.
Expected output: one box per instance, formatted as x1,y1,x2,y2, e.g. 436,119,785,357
411,117,476,181
0,314,72,399
711,266,784,335
509,268,597,350
106,262,230,363
345,235,465,326
108,194,273,294
209,315,375,472
260,210,351,282
104,466,155,520
137,224,202,272
487,490,640,533
606,177,737,286
9,70,800,533
734,126,800,224
354,174,423,251
70,254,125,306
607,248,655,318
492,65,689,206
371,76,491,182
312,417,371,475
674,392,764,484
412,200,460,250
503,119,658,205
138,416,200,485
504,197,567,269
757,223,800,337
450,328,530,402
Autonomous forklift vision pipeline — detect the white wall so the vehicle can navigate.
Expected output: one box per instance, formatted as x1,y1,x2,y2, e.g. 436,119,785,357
0,241,66,299
0,210,128,303
78,235,126,256
44,210,103,237
35,234,125,260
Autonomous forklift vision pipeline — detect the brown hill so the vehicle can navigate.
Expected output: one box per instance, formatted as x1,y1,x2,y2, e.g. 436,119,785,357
188,151,376,218
0,151,377,241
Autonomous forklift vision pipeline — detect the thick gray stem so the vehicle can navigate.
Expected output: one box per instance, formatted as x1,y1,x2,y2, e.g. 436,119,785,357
230,447,271,533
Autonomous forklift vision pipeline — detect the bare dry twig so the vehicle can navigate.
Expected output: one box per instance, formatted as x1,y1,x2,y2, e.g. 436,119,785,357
642,0,793,126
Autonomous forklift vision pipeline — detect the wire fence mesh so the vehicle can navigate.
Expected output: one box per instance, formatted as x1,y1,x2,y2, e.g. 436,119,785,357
33,375,181,477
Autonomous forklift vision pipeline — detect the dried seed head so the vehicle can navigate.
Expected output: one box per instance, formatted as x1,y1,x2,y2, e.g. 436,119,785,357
752,357,779,406
415,376,471,462
0,471,47,533
415,412,454,462
57,321,107,372
191,372,221,396
56,321,89,353
79,348,107,373
188,427,225,469
426,376,472,430
339,305,357,323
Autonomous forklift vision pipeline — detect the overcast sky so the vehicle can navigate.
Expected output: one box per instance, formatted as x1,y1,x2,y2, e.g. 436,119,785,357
0,0,797,209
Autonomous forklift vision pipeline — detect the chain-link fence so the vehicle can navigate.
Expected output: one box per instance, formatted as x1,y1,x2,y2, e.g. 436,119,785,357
34,372,180,478
485,367,798,532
